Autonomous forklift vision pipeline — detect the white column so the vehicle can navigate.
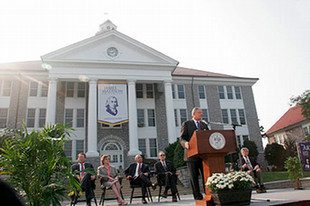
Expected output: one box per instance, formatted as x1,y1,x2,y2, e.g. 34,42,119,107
45,77,57,125
127,79,141,156
86,78,99,157
164,80,177,143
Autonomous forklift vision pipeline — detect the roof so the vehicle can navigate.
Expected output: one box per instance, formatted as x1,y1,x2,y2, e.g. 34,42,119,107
0,61,240,78
266,105,307,135
173,66,236,78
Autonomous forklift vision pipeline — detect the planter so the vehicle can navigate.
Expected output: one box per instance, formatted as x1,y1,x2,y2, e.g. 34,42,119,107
211,189,252,206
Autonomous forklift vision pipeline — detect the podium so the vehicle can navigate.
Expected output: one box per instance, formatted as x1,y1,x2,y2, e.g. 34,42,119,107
187,130,237,206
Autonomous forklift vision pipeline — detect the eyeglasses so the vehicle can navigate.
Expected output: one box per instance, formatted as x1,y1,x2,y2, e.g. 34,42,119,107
160,154,166,156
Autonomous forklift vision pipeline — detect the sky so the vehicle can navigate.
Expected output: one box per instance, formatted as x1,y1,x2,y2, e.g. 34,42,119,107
0,0,309,132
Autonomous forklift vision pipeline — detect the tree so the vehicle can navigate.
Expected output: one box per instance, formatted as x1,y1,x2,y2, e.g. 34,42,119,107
0,124,80,206
173,142,186,168
284,137,298,157
164,140,178,162
291,90,310,120
264,143,286,170
284,157,303,189
242,140,259,160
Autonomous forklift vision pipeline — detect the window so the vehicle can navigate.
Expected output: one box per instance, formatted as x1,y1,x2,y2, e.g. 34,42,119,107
76,109,85,128
177,85,185,99
26,109,36,127
171,85,176,99
0,108,8,128
76,140,84,155
221,109,229,124
137,109,145,126
235,86,242,99
138,139,146,155
304,127,309,136
238,109,246,125
2,80,11,96
218,86,225,99
147,109,155,127
230,109,238,124
174,109,178,127
202,109,209,122
146,84,154,98
65,109,73,127
77,82,86,98
29,82,38,96
237,136,242,148
136,84,143,98
226,86,233,99
66,82,74,97
64,140,72,158
38,109,46,127
41,81,49,97
198,85,206,99
149,139,157,157
180,109,187,125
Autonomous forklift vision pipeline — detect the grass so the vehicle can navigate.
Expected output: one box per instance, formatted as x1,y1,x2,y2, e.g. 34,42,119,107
263,171,310,183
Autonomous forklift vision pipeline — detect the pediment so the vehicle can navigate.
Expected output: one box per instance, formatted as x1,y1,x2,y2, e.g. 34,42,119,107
41,30,178,67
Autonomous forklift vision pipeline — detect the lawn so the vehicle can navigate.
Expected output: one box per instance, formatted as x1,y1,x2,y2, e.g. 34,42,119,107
263,171,310,183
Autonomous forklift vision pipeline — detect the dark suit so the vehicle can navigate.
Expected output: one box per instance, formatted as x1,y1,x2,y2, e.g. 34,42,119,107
154,160,177,196
124,163,152,199
180,119,209,200
71,163,96,204
240,156,264,186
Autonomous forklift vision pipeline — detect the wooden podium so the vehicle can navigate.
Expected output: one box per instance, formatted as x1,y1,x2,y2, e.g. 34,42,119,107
187,130,237,206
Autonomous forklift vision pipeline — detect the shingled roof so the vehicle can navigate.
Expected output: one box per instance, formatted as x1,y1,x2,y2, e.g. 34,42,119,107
266,105,307,135
173,66,236,78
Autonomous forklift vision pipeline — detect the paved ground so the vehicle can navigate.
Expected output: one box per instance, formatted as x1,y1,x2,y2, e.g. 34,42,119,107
62,188,310,206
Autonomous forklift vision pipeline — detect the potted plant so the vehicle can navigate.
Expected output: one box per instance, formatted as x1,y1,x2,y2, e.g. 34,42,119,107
284,156,303,189
206,171,255,206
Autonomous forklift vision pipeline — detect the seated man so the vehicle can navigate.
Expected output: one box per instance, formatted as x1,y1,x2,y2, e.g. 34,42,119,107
240,147,266,193
71,153,96,206
154,151,178,202
124,154,156,204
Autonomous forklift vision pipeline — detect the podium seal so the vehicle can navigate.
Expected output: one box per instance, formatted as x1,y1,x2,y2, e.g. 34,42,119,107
209,132,226,150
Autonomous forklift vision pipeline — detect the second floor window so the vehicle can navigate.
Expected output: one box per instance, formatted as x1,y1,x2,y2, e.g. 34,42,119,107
180,109,187,125
27,109,36,127
221,109,229,124
218,86,225,99
77,82,86,97
147,109,155,127
0,108,8,128
198,85,206,99
29,82,38,96
138,139,146,155
146,84,154,98
238,109,246,125
177,85,185,99
65,109,73,127
235,86,242,99
137,109,145,126
76,109,85,128
66,82,74,97
230,109,238,124
202,109,209,122
226,86,233,99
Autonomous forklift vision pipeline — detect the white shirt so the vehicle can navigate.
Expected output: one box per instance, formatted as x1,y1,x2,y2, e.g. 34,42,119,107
134,163,141,177
192,119,201,129
243,156,253,170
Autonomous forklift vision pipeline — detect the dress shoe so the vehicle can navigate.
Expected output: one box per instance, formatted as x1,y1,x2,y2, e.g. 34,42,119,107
142,199,148,204
195,195,203,200
162,192,167,198
256,188,264,193
172,195,177,202
260,185,267,193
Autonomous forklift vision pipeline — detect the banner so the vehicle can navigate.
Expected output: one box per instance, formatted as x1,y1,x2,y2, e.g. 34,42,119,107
98,82,128,126
298,142,310,172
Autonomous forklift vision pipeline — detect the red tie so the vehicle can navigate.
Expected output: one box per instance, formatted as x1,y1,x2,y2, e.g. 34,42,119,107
81,164,85,178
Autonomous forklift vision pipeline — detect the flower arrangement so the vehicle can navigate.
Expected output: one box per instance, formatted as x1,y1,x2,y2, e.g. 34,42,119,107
206,171,255,193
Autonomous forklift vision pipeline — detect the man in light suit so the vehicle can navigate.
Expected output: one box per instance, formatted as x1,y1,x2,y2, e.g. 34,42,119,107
124,154,156,204
240,147,266,193
154,151,178,202
180,107,209,200
71,153,96,206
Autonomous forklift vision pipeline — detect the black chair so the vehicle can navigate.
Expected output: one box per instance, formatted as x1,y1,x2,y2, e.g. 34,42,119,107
157,173,181,202
70,180,98,206
99,176,124,206
129,183,153,204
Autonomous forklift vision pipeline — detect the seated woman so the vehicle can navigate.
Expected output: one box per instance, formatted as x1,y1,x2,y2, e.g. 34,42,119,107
97,155,128,205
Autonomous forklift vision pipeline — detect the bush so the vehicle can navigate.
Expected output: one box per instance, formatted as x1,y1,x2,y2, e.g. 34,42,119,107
284,157,303,189
173,141,186,168
0,124,79,206
264,143,286,170
284,137,297,157
164,140,178,162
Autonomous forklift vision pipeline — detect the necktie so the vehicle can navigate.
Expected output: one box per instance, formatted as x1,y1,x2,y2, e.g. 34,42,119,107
246,157,253,170
197,121,201,130
81,163,85,178
162,161,167,171
138,163,141,175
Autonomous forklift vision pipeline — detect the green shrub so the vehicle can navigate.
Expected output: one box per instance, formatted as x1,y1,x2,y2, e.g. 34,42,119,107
264,143,286,170
164,140,178,162
173,141,186,168
242,140,258,160
284,157,303,182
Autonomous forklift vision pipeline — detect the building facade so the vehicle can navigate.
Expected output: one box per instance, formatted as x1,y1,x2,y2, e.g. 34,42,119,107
0,20,262,169
266,105,310,146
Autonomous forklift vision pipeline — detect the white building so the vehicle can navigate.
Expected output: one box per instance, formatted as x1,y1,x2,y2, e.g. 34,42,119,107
0,20,262,169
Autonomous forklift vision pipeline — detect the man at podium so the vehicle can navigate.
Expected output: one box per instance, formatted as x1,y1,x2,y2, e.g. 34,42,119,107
180,107,209,200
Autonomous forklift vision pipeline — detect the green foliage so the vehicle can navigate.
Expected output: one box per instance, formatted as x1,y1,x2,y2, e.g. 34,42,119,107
164,140,178,162
284,137,298,157
284,157,303,182
173,141,186,168
264,143,286,170
291,90,310,120
0,124,80,206
242,140,258,159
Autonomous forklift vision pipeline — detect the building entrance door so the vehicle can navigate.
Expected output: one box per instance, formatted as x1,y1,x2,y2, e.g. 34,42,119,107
100,142,124,169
